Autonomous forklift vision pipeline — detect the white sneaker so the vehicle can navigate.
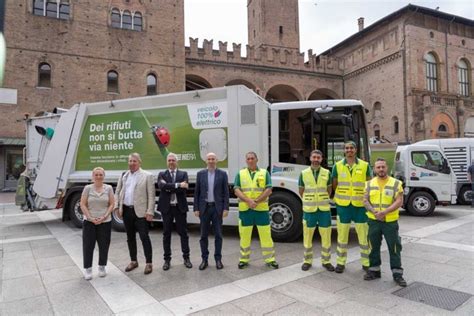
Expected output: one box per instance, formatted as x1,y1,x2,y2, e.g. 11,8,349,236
84,268,92,280
98,265,107,277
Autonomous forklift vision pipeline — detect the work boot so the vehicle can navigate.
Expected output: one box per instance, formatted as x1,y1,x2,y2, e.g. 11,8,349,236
266,261,279,269
301,263,311,271
394,275,407,287
335,264,345,273
322,263,335,272
238,261,249,269
364,270,381,281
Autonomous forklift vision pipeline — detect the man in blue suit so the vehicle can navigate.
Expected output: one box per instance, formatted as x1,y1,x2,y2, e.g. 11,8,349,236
194,152,230,270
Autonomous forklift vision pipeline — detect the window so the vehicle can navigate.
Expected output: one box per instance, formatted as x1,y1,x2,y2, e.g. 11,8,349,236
146,74,157,95
411,151,448,173
438,123,447,132
279,26,283,35
111,8,121,28
5,151,25,181
38,63,51,87
107,71,119,93
458,59,470,96
393,116,399,134
33,0,70,19
425,52,438,92
133,12,143,31
122,11,132,30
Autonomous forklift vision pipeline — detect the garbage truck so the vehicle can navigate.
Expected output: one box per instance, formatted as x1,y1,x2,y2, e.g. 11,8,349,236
393,138,474,216
17,85,370,241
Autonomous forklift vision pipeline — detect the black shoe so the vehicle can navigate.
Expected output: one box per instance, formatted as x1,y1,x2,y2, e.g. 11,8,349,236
238,261,249,269
216,260,224,270
199,260,208,271
364,271,381,281
184,258,193,269
162,260,170,271
301,263,311,271
322,263,335,272
335,264,345,273
394,275,407,287
266,261,279,269
362,266,370,272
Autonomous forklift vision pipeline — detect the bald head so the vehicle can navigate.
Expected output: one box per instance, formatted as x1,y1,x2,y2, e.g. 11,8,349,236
206,152,217,170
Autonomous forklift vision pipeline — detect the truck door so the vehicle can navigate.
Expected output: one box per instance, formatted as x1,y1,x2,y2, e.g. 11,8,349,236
409,149,453,202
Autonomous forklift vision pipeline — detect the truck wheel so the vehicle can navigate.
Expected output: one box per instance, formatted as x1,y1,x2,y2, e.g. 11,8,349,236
407,191,435,216
457,186,472,205
269,191,302,242
111,209,126,232
68,192,84,228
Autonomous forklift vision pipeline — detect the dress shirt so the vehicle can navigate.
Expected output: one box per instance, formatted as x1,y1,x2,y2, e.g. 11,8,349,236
207,169,215,202
124,170,138,206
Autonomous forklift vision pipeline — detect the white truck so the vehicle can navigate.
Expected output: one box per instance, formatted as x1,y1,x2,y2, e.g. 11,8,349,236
17,85,370,241
393,138,474,216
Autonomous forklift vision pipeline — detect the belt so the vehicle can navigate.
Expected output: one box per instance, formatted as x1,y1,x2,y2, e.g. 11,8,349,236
123,205,134,209
206,202,215,206
170,203,177,207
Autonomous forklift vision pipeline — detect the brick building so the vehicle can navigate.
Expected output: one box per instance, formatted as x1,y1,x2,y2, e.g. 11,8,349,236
0,0,472,189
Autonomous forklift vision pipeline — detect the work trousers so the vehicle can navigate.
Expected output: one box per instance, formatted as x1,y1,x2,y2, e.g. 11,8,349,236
239,210,275,263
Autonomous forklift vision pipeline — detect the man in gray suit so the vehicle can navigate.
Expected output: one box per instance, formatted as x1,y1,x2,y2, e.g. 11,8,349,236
194,153,230,270
115,153,155,275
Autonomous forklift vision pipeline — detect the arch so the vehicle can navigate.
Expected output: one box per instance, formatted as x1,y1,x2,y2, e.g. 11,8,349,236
146,73,157,95
107,70,119,93
133,11,143,31
185,74,212,91
373,101,382,118
373,124,381,139
424,51,439,92
265,84,302,103
111,8,121,28
431,112,455,138
458,58,471,96
38,62,51,87
225,79,256,91
307,88,340,100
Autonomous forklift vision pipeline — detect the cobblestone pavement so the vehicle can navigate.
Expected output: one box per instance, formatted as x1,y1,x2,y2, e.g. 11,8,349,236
0,196,473,315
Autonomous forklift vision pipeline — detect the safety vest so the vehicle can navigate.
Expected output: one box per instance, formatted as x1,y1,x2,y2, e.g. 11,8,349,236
238,168,269,211
334,159,369,207
366,177,401,222
301,167,330,212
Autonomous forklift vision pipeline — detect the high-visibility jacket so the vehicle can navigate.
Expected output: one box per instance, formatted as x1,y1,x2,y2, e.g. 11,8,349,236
301,167,330,212
238,168,269,211
334,159,368,207
366,177,401,222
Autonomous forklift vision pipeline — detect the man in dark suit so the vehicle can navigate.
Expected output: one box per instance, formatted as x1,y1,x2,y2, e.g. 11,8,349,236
157,153,192,270
194,152,230,270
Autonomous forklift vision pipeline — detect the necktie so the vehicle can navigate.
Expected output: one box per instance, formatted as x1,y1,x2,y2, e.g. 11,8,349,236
171,171,177,204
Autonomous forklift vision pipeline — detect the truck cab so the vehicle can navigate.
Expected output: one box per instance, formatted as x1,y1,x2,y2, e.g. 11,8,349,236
394,144,456,216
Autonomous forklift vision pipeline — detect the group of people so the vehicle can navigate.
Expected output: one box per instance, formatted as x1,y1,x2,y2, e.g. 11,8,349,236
80,141,407,288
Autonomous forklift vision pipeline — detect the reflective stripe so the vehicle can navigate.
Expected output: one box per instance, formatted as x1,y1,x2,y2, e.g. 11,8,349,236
369,266,381,272
240,188,252,192
240,247,250,253
304,247,312,251
337,242,348,248
316,187,328,193
261,247,274,252
305,188,317,193
360,253,369,259
359,244,370,250
263,253,275,259
303,201,330,207
352,182,365,187
392,268,403,274
321,255,331,260
304,254,313,259
240,254,250,259
351,196,364,201
336,251,347,257
321,247,331,253
253,188,264,193
338,182,351,186
334,194,351,200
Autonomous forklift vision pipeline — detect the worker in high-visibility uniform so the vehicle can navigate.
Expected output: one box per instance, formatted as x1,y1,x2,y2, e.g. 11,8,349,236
364,158,407,287
332,140,372,273
299,150,335,272
234,152,279,269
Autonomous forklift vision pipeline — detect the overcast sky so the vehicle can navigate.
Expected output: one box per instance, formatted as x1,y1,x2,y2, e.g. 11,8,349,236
184,0,473,56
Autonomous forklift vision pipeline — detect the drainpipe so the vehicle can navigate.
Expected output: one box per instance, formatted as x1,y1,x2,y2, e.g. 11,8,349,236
446,16,461,137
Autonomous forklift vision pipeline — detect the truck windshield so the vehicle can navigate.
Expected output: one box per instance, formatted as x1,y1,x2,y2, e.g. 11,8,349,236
278,106,369,169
